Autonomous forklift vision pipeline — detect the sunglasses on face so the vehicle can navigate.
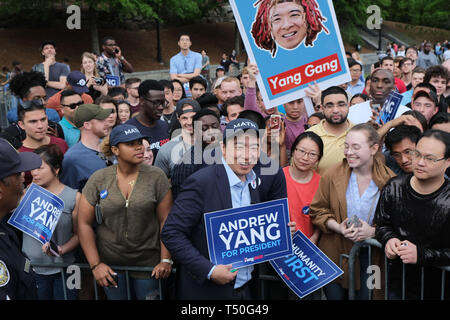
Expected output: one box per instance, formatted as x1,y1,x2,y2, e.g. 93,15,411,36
61,101,83,109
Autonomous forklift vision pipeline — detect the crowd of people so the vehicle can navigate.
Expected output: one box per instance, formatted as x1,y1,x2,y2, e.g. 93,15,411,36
0,32,449,301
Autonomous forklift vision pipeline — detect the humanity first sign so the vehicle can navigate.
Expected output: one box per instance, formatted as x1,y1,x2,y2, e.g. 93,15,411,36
230,0,350,109
270,230,343,298
204,198,292,269
8,183,64,244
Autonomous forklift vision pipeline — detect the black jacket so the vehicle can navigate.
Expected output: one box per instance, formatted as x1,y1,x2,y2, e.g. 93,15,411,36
374,175,450,299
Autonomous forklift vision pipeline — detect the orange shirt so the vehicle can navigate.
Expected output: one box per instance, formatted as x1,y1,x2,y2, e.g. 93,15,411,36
47,90,94,118
283,166,321,238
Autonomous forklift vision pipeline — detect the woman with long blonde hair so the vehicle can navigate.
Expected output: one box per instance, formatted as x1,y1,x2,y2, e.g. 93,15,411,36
81,52,108,100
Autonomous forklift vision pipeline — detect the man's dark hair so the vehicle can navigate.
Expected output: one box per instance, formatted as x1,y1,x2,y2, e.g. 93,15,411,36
60,90,80,104
429,112,450,128
380,56,394,65
402,110,428,132
238,110,266,130
196,92,218,109
321,86,348,104
415,82,437,93
159,79,174,92
192,108,220,122
347,58,362,71
17,100,46,122
385,125,421,152
424,65,450,84
189,76,207,91
108,86,128,99
398,57,412,69
412,67,426,76
138,79,164,98
125,77,141,88
419,129,450,159
95,95,116,106
178,33,191,42
222,96,244,117
40,40,56,52
9,71,46,99
102,36,115,46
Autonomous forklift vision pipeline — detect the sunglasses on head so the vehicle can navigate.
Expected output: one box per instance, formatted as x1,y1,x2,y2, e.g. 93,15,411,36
62,101,83,109
19,98,45,110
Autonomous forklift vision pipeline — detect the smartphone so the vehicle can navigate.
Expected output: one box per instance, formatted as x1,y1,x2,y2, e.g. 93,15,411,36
49,240,60,257
269,115,281,131
48,122,57,131
346,215,362,228
110,273,118,287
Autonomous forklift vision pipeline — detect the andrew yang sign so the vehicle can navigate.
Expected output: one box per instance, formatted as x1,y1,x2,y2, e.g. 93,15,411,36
205,198,292,269
8,183,64,245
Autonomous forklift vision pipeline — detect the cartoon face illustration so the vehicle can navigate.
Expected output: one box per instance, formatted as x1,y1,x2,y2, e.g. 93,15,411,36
251,0,329,57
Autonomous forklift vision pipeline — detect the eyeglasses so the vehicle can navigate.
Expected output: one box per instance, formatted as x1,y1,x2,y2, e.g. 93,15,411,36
142,96,167,108
19,98,45,110
105,43,117,47
61,101,83,109
350,68,362,73
391,149,414,159
294,148,319,160
411,150,446,164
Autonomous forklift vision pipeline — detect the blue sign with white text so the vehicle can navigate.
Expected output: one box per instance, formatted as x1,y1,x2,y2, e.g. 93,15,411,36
270,230,343,299
106,75,120,87
8,183,64,245
376,91,403,124
205,198,292,269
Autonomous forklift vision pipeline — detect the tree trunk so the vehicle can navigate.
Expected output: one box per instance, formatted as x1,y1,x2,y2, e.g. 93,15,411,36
156,20,163,64
89,6,100,54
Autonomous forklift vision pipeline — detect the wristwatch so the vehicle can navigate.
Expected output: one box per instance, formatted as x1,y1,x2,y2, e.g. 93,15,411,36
160,259,173,265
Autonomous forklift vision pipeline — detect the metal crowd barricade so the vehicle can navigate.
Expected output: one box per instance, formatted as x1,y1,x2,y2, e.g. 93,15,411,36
344,238,450,300
31,262,170,300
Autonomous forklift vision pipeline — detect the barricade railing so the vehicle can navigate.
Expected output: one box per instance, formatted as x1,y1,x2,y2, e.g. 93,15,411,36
31,262,172,300
343,238,450,300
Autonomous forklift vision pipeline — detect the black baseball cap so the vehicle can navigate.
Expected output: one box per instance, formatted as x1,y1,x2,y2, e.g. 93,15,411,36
175,98,201,117
0,138,42,180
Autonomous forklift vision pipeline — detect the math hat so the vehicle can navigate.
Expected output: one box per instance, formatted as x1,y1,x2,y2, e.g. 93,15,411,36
0,138,42,180
109,124,148,147
223,119,259,143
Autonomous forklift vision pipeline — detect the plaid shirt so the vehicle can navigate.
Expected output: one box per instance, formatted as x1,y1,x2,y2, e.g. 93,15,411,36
96,53,125,84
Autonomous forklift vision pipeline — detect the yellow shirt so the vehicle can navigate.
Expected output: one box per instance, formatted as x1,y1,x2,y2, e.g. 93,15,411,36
306,119,354,175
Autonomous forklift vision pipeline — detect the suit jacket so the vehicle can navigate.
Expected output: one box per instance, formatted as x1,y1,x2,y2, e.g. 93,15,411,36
161,163,286,300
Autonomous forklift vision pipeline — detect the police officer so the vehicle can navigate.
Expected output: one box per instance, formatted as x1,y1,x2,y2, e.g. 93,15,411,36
0,138,42,300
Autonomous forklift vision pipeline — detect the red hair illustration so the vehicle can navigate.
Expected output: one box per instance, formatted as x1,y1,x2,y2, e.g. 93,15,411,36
251,0,328,57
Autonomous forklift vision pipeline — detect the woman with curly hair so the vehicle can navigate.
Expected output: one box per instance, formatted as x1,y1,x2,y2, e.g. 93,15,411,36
251,0,328,57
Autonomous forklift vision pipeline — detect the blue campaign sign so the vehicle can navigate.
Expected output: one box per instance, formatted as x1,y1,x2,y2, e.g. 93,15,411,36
376,91,404,124
204,198,292,269
105,75,120,87
8,183,64,245
270,230,343,299
230,0,350,109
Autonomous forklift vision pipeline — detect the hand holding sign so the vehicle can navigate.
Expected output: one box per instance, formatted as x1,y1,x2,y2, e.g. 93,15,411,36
210,264,237,285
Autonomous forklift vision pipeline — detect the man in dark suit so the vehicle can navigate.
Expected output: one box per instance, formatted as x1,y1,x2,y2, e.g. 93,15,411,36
161,119,288,300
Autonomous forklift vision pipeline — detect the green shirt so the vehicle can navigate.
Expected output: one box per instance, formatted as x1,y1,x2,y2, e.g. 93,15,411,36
83,164,170,274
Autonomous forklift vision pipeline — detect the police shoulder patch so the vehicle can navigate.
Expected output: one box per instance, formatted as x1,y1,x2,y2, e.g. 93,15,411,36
0,260,10,287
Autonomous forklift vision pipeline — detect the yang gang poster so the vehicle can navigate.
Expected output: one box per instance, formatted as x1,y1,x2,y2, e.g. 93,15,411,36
230,0,350,109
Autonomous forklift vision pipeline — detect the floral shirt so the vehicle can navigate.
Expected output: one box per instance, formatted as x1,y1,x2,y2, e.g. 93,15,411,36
96,53,125,84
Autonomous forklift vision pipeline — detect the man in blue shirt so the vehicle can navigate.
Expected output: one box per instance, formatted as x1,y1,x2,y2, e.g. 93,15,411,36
60,104,112,191
170,34,202,97
58,90,83,148
347,59,365,97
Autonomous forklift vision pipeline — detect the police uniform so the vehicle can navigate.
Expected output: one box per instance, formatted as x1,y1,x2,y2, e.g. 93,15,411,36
0,137,42,300
0,220,37,300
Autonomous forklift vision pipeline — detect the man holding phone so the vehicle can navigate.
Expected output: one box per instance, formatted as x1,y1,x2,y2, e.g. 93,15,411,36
97,36,134,87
